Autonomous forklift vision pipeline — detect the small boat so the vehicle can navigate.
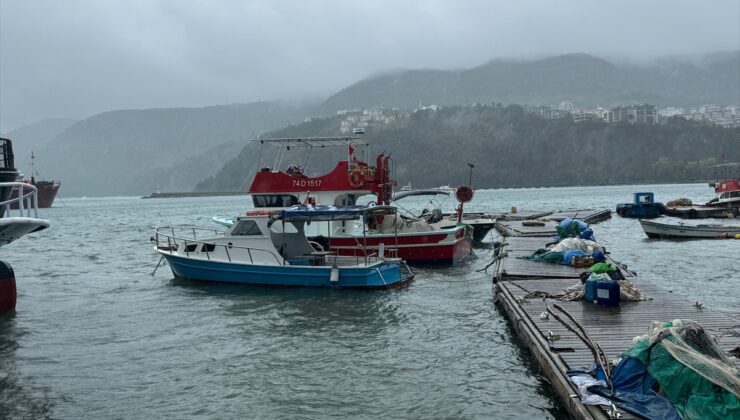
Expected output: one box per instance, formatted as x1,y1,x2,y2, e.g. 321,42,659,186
639,219,740,239
400,183,413,192
436,185,456,194
154,205,414,288
211,215,235,227
706,161,740,209
616,192,665,218
9,152,60,209
392,189,495,243
663,162,740,219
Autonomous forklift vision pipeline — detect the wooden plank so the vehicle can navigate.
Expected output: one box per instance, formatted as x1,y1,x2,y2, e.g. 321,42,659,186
499,236,553,251
499,257,584,279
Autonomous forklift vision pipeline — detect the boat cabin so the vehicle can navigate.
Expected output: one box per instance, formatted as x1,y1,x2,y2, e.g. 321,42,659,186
247,137,393,210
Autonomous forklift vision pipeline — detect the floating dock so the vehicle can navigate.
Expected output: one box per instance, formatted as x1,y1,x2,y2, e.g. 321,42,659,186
491,218,740,419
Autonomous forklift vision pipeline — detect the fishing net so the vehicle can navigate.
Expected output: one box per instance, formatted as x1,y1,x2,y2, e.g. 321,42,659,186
666,198,693,207
624,319,740,419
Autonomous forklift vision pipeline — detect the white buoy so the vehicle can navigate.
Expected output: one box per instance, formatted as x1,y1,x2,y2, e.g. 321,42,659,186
330,265,339,282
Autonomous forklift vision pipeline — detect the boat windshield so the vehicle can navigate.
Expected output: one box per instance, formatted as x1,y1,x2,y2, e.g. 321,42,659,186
253,194,300,208
231,219,264,236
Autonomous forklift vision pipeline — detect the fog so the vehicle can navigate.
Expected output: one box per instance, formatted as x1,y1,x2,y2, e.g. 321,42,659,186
1,0,738,132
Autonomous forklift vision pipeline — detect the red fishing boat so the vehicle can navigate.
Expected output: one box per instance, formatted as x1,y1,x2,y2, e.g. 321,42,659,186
9,152,60,209
665,161,740,219
707,162,740,209
245,137,473,265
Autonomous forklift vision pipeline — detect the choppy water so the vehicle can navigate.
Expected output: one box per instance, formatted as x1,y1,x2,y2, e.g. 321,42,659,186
1,184,738,418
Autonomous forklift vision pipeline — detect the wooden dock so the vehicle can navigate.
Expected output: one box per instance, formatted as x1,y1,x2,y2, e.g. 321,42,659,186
492,223,740,419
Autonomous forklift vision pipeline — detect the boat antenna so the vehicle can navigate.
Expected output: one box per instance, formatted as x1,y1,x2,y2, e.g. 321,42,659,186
303,145,313,171
256,140,264,170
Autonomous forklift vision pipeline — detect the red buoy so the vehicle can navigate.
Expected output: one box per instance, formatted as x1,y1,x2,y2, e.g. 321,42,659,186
0,261,17,315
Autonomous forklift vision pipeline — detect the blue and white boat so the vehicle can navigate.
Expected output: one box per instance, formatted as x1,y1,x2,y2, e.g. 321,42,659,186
153,205,414,288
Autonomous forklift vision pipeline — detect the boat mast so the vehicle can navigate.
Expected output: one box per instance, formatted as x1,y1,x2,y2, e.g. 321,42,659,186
30,151,36,183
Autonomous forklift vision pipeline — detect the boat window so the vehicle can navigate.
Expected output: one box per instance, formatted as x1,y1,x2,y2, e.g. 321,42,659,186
270,222,299,234
253,194,300,208
231,220,263,236
334,194,356,207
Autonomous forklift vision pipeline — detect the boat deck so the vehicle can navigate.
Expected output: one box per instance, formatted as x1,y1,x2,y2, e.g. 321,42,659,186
493,229,740,419
664,205,738,219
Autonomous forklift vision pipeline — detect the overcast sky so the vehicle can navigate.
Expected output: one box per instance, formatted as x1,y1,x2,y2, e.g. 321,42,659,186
1,0,738,132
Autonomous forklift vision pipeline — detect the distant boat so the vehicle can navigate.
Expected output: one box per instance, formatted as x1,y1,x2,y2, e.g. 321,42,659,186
663,162,740,219
705,162,740,209
9,152,60,209
436,185,456,194
639,219,740,239
400,183,413,192
616,192,665,218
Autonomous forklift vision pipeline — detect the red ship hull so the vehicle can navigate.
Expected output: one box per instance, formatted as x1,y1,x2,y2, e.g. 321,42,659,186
9,180,60,209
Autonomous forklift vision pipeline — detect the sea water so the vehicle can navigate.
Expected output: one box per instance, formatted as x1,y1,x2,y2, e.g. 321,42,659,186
1,183,738,418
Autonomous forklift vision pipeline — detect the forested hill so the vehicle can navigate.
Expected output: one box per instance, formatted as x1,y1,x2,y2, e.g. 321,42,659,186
196,105,740,191
2,118,77,173
320,52,740,112
33,101,311,197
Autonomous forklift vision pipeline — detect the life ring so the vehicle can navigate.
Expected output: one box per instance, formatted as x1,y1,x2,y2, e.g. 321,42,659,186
348,169,364,187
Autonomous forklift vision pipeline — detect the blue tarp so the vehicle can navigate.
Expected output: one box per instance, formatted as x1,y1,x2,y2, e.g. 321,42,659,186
555,218,595,242
562,249,587,265
589,356,681,420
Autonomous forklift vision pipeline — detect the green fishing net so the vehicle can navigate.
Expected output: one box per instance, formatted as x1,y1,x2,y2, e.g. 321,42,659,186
624,319,740,419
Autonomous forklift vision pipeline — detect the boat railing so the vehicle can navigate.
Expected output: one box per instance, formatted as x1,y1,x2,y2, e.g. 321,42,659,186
154,226,283,265
0,182,40,218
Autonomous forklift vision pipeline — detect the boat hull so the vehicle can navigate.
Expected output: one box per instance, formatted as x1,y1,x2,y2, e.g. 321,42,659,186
663,205,739,219
0,217,50,246
9,181,60,209
159,252,413,288
640,219,740,239
616,203,664,218
328,227,473,266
